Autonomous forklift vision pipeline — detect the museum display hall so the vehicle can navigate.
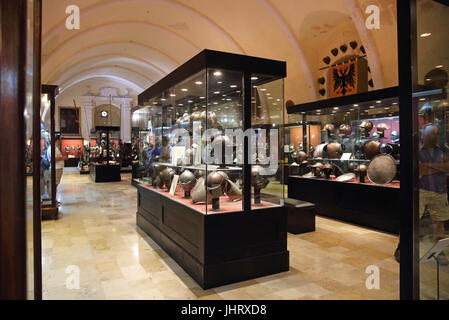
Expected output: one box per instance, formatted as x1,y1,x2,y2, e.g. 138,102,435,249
1,0,448,301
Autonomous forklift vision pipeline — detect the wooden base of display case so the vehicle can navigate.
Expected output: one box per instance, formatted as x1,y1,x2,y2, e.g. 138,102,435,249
288,176,399,234
64,158,79,167
131,179,140,187
136,184,289,289
41,204,59,220
120,166,133,173
89,163,121,183
285,201,316,234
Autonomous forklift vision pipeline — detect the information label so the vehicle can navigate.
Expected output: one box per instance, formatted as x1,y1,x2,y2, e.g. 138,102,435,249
169,175,179,195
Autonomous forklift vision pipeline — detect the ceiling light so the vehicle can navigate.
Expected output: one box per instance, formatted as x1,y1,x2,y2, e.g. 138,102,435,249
195,81,203,85
217,81,223,84
230,85,237,88
435,65,443,68
251,77,258,80
333,107,339,110
260,88,267,91
161,98,166,101
188,100,193,103
181,88,188,92
214,71,222,76
420,98,426,101
199,96,205,99
178,104,183,106
420,33,432,38
353,104,359,107
214,91,220,94
170,94,176,97
376,100,381,104
369,106,375,109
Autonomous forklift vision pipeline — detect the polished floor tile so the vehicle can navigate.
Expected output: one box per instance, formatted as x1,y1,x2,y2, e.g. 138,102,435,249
42,168,404,300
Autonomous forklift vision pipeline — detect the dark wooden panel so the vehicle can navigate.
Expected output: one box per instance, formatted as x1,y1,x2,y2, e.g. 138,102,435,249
203,251,289,289
33,0,43,300
286,203,316,234
160,198,204,262
138,188,161,225
89,164,121,183
204,207,287,264
0,0,28,300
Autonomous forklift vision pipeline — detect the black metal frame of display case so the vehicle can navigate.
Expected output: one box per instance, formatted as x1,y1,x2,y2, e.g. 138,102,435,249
135,49,289,289
89,126,121,183
287,86,400,233
41,84,60,220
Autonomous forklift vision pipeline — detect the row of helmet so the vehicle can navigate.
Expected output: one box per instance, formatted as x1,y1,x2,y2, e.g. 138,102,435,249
149,163,270,208
323,121,391,138
175,110,222,131
299,153,397,185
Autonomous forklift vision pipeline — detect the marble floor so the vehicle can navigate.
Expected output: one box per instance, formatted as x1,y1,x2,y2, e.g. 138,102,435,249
42,168,403,300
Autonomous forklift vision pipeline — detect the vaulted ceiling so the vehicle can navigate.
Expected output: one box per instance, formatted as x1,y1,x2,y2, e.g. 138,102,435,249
42,0,399,106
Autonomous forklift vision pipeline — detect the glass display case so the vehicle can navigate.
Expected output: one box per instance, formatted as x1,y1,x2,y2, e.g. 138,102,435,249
78,139,91,174
88,126,121,182
287,87,400,233
40,85,60,220
133,49,288,289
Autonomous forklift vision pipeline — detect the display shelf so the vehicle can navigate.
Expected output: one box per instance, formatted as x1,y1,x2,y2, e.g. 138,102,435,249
141,184,277,215
286,86,400,233
157,162,243,172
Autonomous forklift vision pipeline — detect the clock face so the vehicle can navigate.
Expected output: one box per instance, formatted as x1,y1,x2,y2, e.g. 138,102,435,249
100,110,108,118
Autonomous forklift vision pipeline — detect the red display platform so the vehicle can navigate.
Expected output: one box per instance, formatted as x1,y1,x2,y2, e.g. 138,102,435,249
143,184,277,214
290,175,400,188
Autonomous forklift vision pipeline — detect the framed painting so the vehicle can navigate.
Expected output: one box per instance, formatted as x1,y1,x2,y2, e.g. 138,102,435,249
59,107,81,136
